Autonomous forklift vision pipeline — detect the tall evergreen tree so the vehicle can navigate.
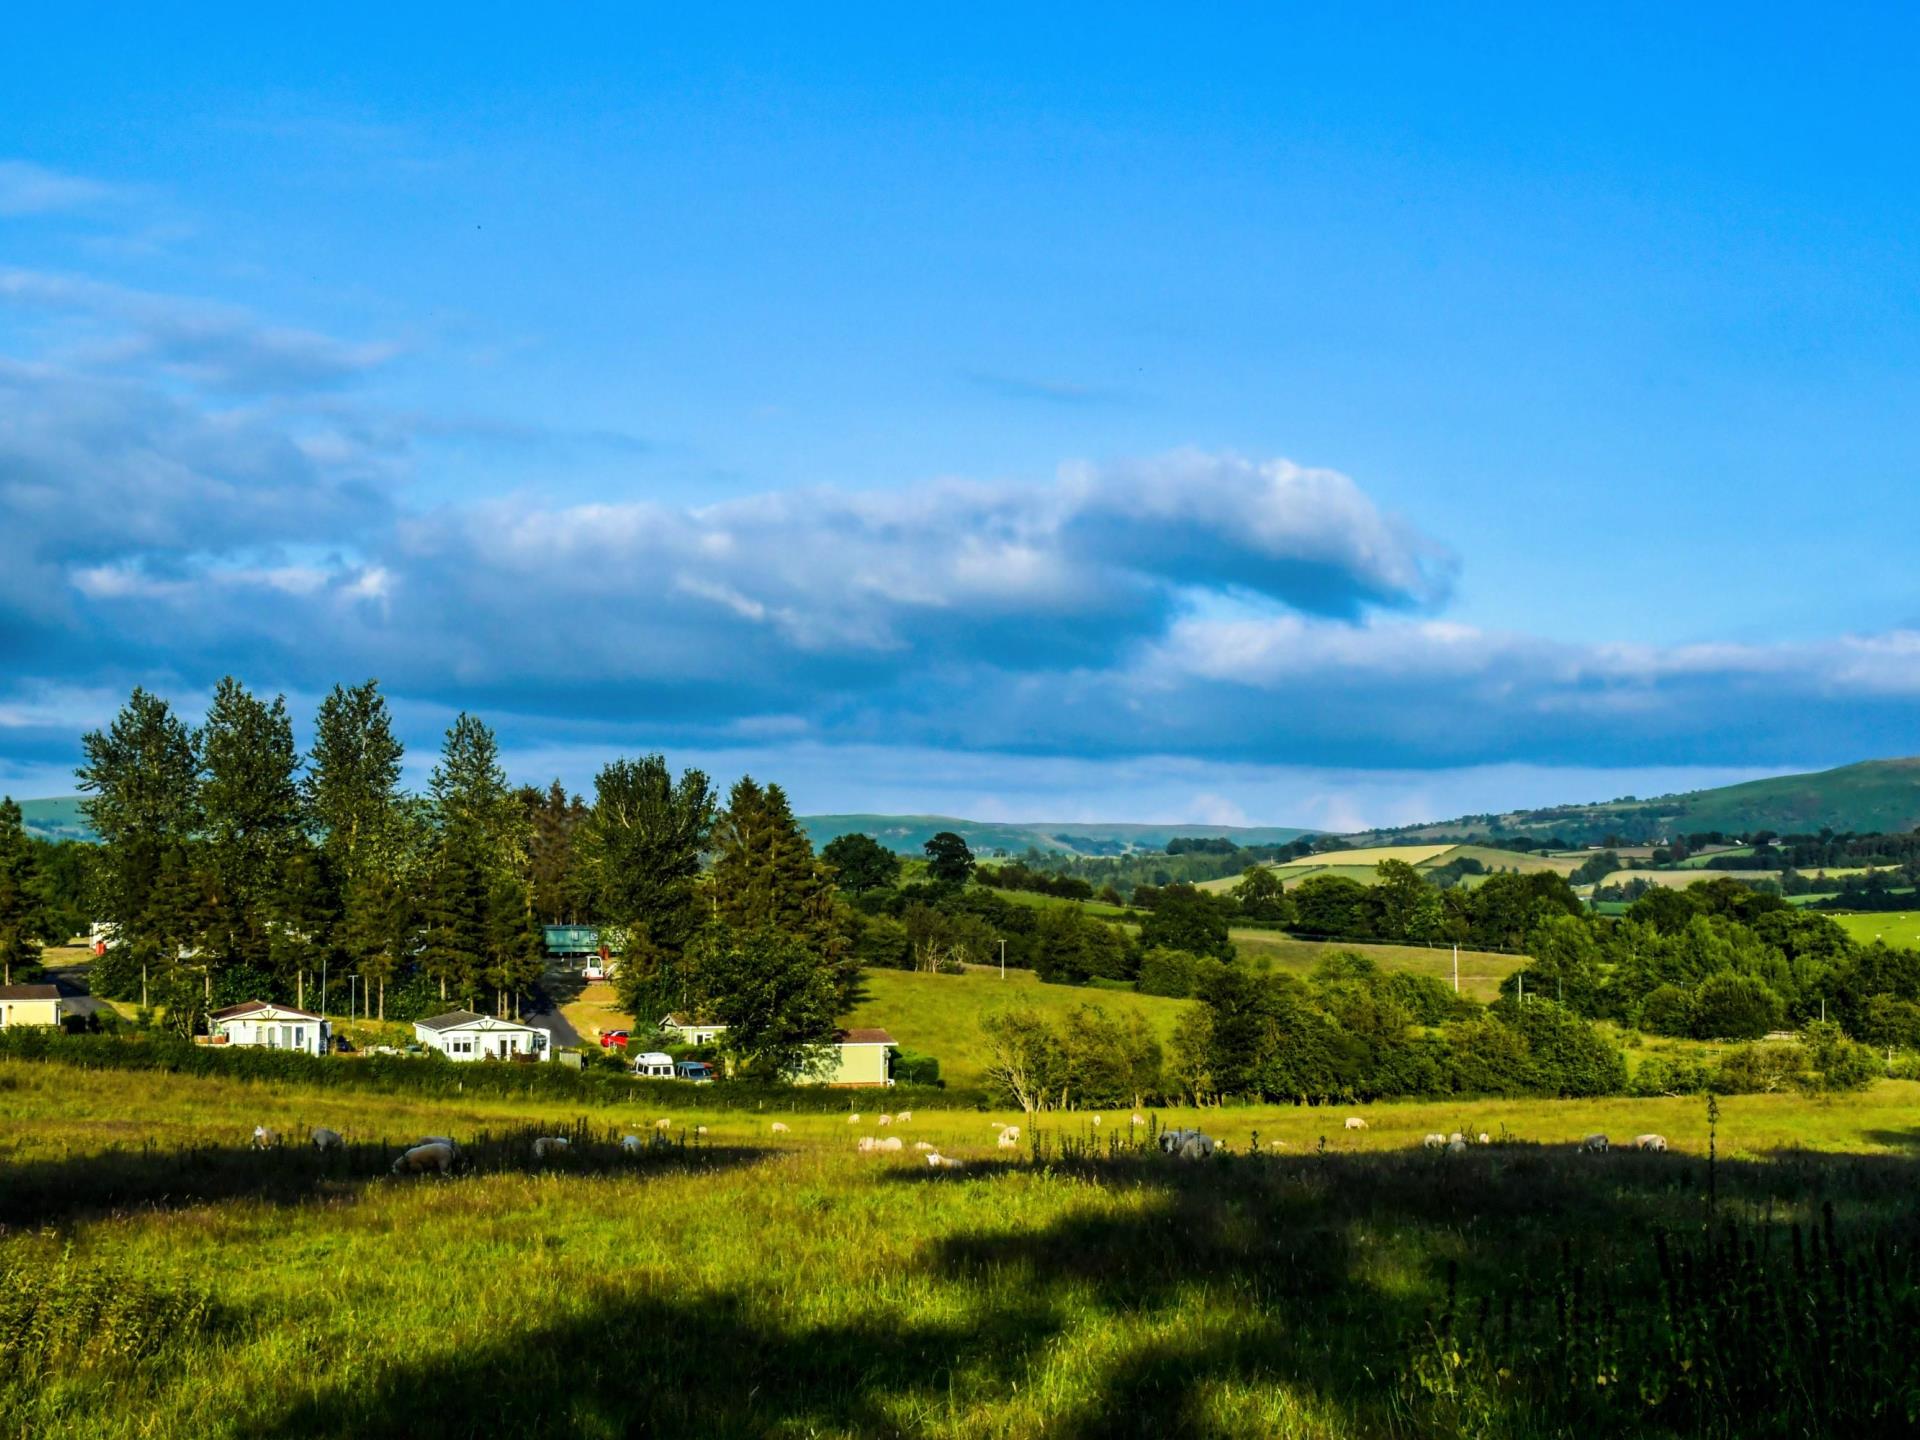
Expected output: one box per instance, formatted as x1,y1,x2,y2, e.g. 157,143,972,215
76,687,202,955
419,838,488,1005
200,677,303,971
305,680,404,883
584,754,715,975
710,777,847,965
421,714,524,1007
341,864,412,1022
0,798,46,985
523,780,590,923
484,873,545,1018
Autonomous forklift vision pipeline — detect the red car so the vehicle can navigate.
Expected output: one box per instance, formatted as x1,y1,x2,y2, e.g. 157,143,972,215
598,1029,630,1049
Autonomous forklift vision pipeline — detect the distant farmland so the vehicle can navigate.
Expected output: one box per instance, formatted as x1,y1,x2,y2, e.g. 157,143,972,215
1196,842,1583,892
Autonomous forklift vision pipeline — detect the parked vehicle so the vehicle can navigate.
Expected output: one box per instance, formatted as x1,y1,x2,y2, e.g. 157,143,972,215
675,1060,715,1083
598,1029,630,1049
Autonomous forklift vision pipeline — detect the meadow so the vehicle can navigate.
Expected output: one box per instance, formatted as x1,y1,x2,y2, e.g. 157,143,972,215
2,1057,1917,1439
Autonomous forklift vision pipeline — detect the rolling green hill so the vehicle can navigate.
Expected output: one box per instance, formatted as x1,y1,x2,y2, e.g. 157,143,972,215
1342,757,1920,847
798,814,1311,857
13,796,92,842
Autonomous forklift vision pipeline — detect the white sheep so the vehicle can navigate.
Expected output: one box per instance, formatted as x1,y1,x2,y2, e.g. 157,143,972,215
1423,1133,1447,1150
391,1141,456,1175
857,1135,879,1154
878,1136,903,1152
1092,1114,1102,1126
913,1140,935,1152
997,1132,1021,1150
1344,1117,1367,1131
770,1122,790,1134
1269,1139,1287,1151
251,1125,280,1150
532,1136,570,1160
695,1125,708,1138
654,1118,673,1132
894,1110,912,1123
1131,1113,1146,1128
414,1135,457,1154
1000,1125,1020,1142
847,1113,861,1124
1634,1133,1668,1152
1158,1128,1202,1155
620,1134,644,1153
926,1152,965,1170
1447,1138,1468,1154
1177,1134,1216,1160
1580,1133,1609,1154
1448,1132,1465,1146
1477,1132,1491,1145
309,1127,343,1152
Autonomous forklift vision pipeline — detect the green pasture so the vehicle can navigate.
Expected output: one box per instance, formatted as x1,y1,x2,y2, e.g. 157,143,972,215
1826,911,1920,948
1,1059,1916,1438
1229,931,1526,1002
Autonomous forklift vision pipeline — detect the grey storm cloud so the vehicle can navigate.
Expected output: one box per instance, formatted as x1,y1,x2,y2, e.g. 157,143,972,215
6,267,1920,775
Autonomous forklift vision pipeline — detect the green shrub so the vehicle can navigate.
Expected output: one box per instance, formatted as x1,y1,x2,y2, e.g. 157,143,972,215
1632,983,1693,1037
1690,973,1785,1040
1135,947,1199,998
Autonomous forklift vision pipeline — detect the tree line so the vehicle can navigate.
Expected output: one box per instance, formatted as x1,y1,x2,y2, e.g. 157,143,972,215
63,681,861,1076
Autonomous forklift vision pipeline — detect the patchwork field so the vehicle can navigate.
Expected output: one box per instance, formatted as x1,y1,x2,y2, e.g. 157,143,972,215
1229,931,1526,1002
1199,843,1583,894
2,1059,1915,1438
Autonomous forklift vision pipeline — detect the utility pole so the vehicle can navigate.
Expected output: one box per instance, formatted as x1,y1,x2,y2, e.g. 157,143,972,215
999,939,1006,979
1452,943,1459,995
350,974,358,1021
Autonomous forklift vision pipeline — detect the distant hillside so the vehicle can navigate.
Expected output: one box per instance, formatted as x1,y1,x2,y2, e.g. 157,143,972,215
13,796,93,843
798,814,1311,857
1344,758,1920,847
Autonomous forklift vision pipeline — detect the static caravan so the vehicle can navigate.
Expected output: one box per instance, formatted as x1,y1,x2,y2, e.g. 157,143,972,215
0,984,63,1029
208,1000,330,1056
414,1010,553,1062
792,1028,896,1088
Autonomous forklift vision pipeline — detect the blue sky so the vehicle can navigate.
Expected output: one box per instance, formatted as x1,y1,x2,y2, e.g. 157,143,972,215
4,6,1920,829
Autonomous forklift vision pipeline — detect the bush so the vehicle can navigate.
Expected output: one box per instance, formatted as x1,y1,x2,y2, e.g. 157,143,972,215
1135,947,1199,998
1689,973,1785,1041
892,1048,942,1086
1633,984,1694,1037
1627,1055,1709,1097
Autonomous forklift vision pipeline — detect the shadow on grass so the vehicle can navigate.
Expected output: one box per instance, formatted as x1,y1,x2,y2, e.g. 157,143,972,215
222,1142,1920,1439
0,1122,771,1229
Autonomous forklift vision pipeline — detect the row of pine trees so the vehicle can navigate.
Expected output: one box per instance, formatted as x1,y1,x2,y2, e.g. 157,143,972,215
74,679,856,1055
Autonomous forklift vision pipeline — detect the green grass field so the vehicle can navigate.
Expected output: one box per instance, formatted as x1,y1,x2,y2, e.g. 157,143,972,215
2,1058,1916,1438
1826,911,1920,948
1199,843,1581,894
844,968,1192,1087
1230,931,1526,1002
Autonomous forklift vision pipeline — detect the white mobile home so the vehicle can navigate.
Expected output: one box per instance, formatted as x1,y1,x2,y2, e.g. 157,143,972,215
208,1000,330,1056
0,984,63,1029
414,1010,553,1062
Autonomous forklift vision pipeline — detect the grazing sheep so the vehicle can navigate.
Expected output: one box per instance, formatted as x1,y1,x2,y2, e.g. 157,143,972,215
926,1152,964,1171
1000,1125,1020,1142
654,1118,673,1132
251,1125,281,1150
1423,1133,1447,1150
1448,1132,1465,1145
997,1133,1021,1150
1269,1140,1287,1151
309,1127,343,1152
895,1110,912,1123
1176,1134,1216,1160
878,1136,902,1152
531,1136,570,1160
847,1113,861,1124
695,1125,708,1138
770,1122,790,1135
1344,1117,1367,1131
415,1135,457,1154
1158,1128,1203,1155
913,1140,935,1152
1131,1113,1146,1128
391,1141,456,1176
857,1135,879,1154
1447,1138,1468,1154
1477,1132,1491,1145
1634,1133,1668,1152
1092,1115,1103,1126
877,1113,893,1126
1580,1133,1610,1154
620,1134,644,1153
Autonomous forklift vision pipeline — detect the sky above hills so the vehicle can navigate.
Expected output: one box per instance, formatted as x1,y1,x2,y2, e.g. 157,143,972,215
4,6,1920,830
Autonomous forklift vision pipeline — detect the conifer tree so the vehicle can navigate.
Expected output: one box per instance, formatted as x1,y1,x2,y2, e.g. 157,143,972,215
306,680,404,884
0,798,46,985
200,677,303,971
76,687,202,956
710,777,846,964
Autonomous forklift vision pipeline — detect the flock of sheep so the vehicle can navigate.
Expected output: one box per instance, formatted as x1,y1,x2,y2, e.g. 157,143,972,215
249,1115,1675,1175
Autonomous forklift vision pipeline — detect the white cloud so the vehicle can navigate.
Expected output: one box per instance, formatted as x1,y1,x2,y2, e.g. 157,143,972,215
0,160,119,216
